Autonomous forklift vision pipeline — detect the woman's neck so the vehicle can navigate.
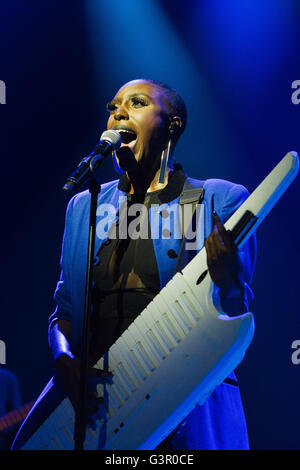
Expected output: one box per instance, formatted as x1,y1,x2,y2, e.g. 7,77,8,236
127,166,171,195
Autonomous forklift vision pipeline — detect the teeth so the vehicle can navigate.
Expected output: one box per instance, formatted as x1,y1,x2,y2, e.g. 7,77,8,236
118,129,137,144
119,130,135,135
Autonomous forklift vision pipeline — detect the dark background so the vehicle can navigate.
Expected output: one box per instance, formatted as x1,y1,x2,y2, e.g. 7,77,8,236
0,0,299,449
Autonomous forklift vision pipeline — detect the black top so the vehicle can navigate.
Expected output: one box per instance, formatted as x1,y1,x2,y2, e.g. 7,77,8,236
89,165,186,362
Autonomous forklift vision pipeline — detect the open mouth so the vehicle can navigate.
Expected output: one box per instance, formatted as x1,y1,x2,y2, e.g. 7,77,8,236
118,129,137,145
113,126,137,148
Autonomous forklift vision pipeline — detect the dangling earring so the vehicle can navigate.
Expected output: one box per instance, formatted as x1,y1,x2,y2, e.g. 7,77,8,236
159,139,172,184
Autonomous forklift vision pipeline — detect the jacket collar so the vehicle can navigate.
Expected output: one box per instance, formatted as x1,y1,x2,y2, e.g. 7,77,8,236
117,163,186,204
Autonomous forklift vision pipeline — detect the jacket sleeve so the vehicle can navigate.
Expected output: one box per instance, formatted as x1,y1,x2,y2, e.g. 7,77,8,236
215,183,257,314
48,196,75,333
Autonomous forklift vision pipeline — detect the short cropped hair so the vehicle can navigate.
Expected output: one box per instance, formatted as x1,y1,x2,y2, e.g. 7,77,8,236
147,79,187,142
134,79,187,146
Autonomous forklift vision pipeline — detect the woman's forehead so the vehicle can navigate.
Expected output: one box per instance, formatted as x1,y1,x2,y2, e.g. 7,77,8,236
114,80,161,100
112,80,170,113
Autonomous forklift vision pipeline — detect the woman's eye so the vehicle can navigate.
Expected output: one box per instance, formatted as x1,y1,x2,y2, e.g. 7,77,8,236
131,97,147,107
106,97,148,113
106,102,117,112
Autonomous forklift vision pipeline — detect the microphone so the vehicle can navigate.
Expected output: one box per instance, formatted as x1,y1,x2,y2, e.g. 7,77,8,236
62,130,122,192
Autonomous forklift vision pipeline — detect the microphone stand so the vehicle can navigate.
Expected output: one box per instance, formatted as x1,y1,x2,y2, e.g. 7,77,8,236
62,132,121,450
73,173,100,451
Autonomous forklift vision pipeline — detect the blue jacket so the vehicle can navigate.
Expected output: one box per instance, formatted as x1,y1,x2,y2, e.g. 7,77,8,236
49,176,256,354
12,174,256,450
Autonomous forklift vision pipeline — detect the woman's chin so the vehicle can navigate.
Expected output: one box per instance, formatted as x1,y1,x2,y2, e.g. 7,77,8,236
115,147,138,172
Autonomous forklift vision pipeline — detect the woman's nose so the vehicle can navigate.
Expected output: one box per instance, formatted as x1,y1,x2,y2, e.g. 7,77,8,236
114,105,129,121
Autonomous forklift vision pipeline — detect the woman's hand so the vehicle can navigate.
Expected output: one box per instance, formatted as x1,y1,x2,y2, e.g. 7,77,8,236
55,354,112,418
204,211,243,294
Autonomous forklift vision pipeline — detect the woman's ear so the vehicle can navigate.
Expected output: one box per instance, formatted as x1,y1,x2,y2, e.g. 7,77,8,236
168,115,182,136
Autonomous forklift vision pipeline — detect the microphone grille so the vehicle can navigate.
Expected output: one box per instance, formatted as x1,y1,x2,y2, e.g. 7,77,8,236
100,130,122,150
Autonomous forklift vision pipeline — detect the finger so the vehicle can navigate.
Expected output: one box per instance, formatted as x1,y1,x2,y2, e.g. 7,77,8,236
95,369,112,377
211,223,226,251
212,211,232,247
95,374,114,385
212,211,226,239
94,369,113,385
85,398,101,417
88,366,112,378
88,370,113,389
71,389,102,417
205,234,218,263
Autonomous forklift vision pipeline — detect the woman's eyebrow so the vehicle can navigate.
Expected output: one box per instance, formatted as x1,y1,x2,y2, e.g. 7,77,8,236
106,92,153,110
127,92,151,100
109,93,152,104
